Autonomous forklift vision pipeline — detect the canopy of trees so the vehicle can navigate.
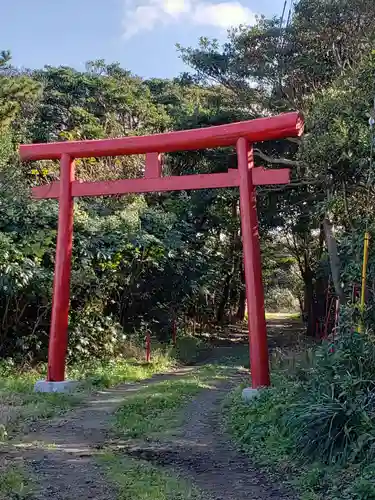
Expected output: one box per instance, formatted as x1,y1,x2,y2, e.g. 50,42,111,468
1,0,374,361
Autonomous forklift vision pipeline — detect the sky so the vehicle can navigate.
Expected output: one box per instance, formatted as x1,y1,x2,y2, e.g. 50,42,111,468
1,0,287,78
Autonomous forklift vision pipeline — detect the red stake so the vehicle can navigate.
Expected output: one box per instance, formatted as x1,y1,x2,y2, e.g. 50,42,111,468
145,332,151,363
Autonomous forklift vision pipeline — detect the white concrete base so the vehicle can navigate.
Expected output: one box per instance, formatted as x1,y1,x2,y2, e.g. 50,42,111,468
242,387,259,402
34,380,80,393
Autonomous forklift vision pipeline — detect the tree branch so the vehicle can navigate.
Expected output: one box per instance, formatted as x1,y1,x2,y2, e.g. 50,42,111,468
253,148,303,167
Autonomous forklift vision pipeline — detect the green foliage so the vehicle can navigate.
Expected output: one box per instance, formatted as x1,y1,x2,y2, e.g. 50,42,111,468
0,50,40,131
172,336,211,365
225,377,299,467
226,331,375,498
285,333,375,465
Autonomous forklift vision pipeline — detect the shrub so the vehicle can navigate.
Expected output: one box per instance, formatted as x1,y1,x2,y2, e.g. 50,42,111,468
285,332,375,465
172,335,211,365
68,312,125,362
226,326,375,498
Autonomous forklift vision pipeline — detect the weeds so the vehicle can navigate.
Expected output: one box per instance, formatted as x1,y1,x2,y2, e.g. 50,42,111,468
225,331,375,499
0,464,34,499
101,454,201,499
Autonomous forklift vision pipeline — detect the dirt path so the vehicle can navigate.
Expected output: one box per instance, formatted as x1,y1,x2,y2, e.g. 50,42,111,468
4,367,195,499
2,337,299,499
125,373,296,500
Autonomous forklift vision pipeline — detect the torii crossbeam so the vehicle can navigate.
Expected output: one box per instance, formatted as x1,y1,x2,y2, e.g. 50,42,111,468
20,112,304,390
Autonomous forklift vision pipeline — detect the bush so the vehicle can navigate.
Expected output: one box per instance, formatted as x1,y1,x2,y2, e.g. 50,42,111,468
286,333,375,465
226,375,299,467
68,312,125,362
226,329,375,498
172,335,211,365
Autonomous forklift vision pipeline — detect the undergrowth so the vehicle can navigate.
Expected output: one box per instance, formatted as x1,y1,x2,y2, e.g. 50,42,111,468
172,335,212,365
225,330,375,500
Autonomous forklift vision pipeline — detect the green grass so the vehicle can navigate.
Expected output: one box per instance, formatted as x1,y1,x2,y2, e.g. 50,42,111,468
114,364,227,440
101,454,201,500
224,375,300,471
0,351,173,437
115,379,202,439
0,464,35,499
224,363,375,500
0,363,83,435
70,352,174,388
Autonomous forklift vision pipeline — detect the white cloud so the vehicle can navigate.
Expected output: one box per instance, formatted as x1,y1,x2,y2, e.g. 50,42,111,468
162,0,192,16
192,2,256,28
122,0,255,39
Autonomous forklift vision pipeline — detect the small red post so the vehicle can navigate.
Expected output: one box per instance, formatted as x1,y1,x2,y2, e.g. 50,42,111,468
172,319,177,346
237,138,270,388
47,154,75,382
145,332,151,363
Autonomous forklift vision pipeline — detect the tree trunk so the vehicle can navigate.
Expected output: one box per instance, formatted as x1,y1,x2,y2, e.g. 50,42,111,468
217,198,240,323
303,267,316,336
217,273,232,323
323,217,346,304
236,264,246,321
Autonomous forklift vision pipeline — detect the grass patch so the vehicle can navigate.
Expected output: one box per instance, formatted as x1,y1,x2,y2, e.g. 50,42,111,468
101,453,201,499
0,363,83,435
0,464,34,499
70,351,173,389
115,365,225,439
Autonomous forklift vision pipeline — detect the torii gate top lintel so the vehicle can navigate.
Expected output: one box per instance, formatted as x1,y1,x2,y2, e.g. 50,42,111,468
20,111,303,161
19,111,304,391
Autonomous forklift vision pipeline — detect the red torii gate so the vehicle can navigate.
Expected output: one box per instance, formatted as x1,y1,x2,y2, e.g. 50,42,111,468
19,112,304,389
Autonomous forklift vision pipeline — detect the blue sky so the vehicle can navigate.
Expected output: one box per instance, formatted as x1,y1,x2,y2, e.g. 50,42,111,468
1,0,287,78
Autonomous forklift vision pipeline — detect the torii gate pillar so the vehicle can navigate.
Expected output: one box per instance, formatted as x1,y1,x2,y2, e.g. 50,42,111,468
237,138,270,388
